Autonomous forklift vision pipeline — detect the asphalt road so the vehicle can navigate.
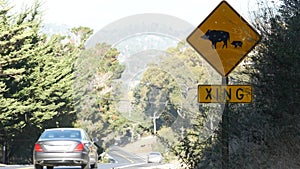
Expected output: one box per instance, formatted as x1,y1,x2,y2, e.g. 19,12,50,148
101,146,148,168
0,146,169,169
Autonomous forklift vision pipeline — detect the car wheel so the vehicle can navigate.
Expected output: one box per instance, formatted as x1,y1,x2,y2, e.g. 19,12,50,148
34,164,43,169
91,163,98,169
47,166,54,169
81,162,90,169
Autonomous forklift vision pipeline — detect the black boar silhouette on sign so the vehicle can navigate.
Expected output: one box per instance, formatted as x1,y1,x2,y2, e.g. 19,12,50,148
201,30,230,49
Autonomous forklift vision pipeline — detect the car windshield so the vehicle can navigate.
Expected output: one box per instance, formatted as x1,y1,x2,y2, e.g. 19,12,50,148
40,130,81,139
150,152,161,156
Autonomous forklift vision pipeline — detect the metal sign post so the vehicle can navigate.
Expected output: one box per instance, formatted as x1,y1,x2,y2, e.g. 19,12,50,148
221,76,229,169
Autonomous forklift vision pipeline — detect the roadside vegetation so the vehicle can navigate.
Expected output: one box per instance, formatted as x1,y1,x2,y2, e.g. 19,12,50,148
0,0,299,168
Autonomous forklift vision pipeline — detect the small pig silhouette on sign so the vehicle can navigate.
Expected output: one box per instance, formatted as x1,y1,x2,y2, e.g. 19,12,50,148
231,41,243,48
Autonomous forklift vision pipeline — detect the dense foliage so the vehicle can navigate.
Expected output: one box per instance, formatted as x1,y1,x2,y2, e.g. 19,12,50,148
0,1,77,163
74,42,127,149
195,0,300,168
243,0,300,167
130,42,223,168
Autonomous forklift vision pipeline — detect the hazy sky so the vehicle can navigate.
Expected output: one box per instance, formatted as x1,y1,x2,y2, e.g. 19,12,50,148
11,0,267,31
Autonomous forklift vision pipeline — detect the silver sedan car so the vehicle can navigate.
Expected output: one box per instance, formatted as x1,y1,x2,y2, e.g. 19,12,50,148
33,128,98,169
147,152,163,163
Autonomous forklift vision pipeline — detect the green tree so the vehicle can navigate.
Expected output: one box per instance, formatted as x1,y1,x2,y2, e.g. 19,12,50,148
248,0,300,167
168,113,221,169
74,43,126,149
220,0,300,168
131,41,213,133
71,26,93,49
0,0,43,162
127,41,223,168
0,0,77,163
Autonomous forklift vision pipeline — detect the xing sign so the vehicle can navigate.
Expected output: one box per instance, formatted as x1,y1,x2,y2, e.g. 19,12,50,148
198,85,252,103
187,1,261,77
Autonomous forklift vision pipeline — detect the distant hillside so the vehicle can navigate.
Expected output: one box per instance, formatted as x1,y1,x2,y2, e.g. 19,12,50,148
40,23,72,36
86,13,194,47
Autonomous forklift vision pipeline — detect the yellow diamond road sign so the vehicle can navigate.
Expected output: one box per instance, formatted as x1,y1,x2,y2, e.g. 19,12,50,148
187,1,261,77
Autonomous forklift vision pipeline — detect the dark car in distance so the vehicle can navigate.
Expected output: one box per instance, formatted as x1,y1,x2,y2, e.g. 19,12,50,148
33,128,98,169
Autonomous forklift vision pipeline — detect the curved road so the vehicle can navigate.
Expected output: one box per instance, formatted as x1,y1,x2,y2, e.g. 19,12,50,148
0,146,168,169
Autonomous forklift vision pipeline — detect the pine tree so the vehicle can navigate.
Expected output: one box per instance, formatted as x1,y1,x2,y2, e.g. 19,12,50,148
74,42,126,149
0,1,43,162
228,0,300,168
0,0,77,163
